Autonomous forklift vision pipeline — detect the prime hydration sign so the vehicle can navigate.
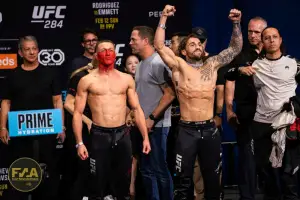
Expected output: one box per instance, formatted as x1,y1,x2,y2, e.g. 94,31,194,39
8,109,62,137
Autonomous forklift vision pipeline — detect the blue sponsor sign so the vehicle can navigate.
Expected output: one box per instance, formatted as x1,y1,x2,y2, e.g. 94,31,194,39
8,109,62,137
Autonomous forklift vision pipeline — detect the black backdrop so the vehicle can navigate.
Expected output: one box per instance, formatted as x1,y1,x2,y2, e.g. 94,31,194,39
0,0,191,90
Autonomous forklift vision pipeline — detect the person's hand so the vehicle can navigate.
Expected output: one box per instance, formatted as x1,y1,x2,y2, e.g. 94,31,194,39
0,128,9,145
227,111,240,129
142,137,151,154
213,115,222,127
130,182,135,198
239,66,258,76
145,118,155,132
162,5,176,17
77,144,89,160
56,132,66,143
228,9,242,23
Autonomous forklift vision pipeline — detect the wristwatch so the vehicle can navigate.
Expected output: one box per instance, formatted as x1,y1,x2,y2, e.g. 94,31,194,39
76,142,84,149
149,114,156,121
158,24,166,30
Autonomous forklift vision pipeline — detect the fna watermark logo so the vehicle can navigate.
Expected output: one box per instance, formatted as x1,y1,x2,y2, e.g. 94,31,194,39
8,157,42,192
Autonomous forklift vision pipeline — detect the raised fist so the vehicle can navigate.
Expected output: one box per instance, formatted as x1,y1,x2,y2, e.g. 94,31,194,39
162,5,176,17
228,9,241,23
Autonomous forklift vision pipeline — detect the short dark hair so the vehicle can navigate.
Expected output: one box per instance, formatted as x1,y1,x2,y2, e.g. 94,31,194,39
132,26,154,45
81,28,98,42
178,33,199,58
95,40,115,52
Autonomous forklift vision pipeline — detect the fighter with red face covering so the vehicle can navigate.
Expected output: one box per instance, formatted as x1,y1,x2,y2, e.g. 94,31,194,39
73,40,151,200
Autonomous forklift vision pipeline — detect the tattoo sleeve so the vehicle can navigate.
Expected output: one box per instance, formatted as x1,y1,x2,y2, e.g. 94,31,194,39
211,23,243,69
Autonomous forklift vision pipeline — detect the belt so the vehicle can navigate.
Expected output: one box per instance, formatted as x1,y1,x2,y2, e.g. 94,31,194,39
179,119,214,125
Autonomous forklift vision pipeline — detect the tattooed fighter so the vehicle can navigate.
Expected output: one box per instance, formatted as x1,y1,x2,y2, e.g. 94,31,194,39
154,5,243,199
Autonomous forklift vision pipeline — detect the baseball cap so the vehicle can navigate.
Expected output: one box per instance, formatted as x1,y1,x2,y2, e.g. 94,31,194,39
192,27,208,41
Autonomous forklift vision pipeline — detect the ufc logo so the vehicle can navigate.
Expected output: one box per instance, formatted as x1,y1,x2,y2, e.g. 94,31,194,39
90,158,96,174
32,6,66,19
175,154,182,172
115,44,125,57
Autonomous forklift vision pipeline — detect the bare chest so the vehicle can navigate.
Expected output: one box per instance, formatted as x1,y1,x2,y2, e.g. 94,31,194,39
88,79,127,96
173,66,217,90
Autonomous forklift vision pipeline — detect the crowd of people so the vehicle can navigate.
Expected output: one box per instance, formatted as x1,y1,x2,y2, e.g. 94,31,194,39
1,4,300,200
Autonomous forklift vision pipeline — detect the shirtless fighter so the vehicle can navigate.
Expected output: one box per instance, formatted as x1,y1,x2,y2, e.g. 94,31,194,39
154,5,243,199
73,40,151,200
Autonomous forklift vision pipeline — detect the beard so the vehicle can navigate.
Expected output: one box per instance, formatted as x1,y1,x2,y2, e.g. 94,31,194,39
189,50,204,61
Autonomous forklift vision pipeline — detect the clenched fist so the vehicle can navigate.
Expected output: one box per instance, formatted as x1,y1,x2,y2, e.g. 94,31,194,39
228,9,241,23
162,5,176,17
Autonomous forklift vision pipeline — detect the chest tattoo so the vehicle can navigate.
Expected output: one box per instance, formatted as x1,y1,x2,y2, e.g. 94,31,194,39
200,65,213,81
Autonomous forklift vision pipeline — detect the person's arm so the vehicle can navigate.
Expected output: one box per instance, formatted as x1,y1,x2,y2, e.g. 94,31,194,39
127,76,151,154
0,74,12,144
64,94,92,129
0,100,10,144
214,85,224,127
53,94,66,142
146,63,176,131
151,81,176,120
73,78,89,145
130,157,138,197
51,67,66,142
154,5,180,71
225,80,237,121
207,9,243,70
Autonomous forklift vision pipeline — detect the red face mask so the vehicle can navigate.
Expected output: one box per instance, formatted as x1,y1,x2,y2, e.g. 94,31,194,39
97,50,116,71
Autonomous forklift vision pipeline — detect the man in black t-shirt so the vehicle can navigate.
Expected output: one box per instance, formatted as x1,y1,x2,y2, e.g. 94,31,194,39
0,35,65,200
225,17,267,199
69,28,98,75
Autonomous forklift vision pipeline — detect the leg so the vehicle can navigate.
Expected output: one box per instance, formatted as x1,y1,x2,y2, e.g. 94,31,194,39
236,123,256,200
139,130,160,200
32,135,60,200
1,138,34,200
71,125,91,200
111,131,132,200
198,125,221,200
251,121,281,200
193,156,204,200
89,131,112,199
174,124,199,200
130,157,138,199
237,141,256,200
152,127,174,200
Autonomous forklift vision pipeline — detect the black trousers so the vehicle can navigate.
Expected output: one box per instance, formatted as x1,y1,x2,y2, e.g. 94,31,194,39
251,121,300,200
236,121,256,200
89,124,132,200
173,120,221,200
2,135,60,200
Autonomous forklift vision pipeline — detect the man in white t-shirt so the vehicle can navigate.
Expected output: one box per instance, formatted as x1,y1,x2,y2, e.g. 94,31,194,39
240,27,299,199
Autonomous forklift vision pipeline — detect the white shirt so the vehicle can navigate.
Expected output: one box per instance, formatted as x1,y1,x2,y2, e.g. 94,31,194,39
252,55,298,123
